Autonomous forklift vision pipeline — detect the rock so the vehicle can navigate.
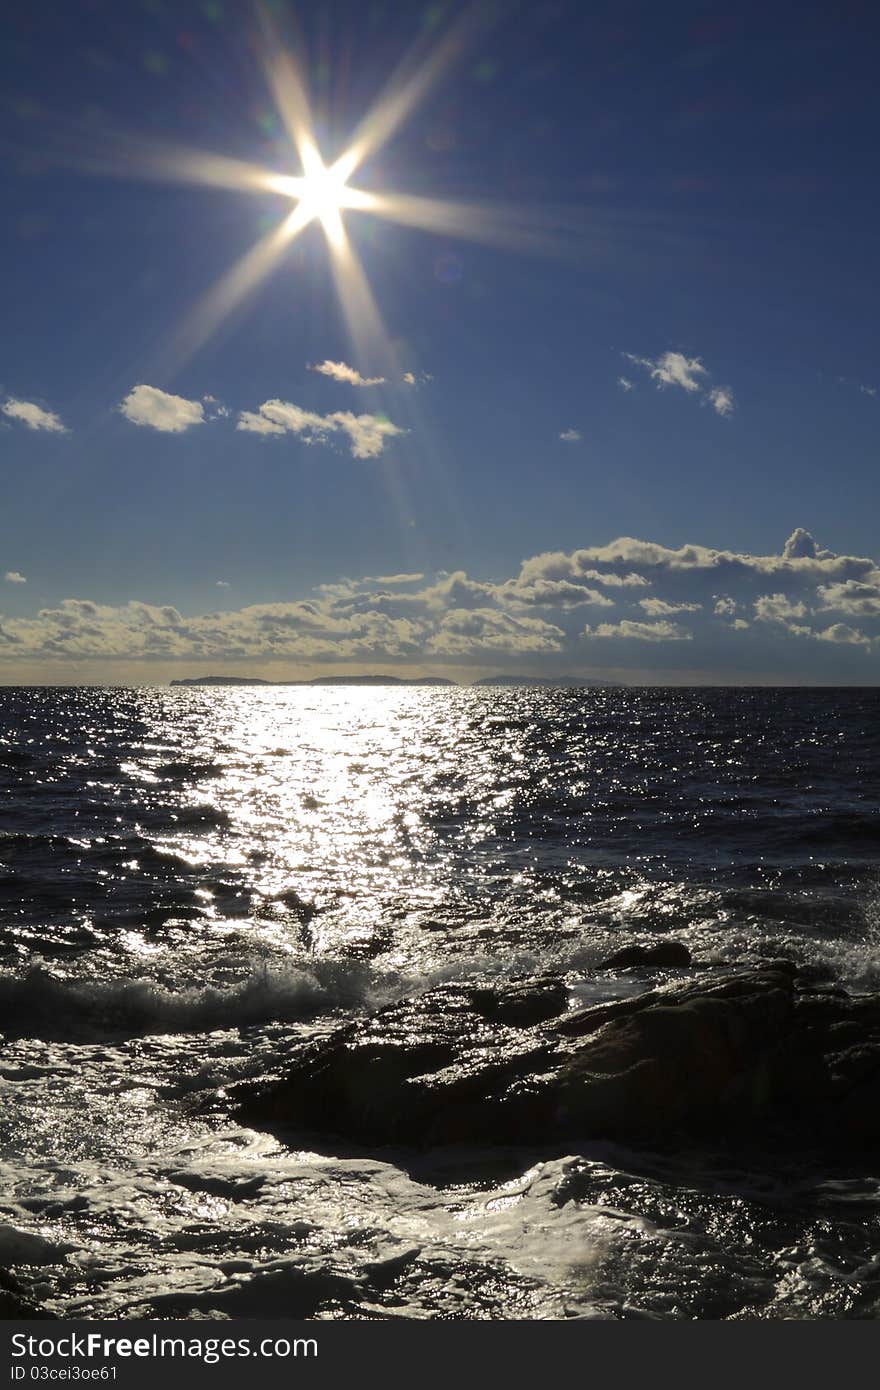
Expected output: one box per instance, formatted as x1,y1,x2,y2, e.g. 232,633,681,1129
228,967,880,1156
232,979,559,1146
0,1268,55,1319
598,941,692,970
470,975,568,1027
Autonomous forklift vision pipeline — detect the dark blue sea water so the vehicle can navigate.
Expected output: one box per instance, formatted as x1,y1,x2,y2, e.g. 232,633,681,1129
0,685,878,1318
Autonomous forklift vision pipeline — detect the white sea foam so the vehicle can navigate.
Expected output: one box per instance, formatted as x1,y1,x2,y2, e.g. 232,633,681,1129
0,960,385,1037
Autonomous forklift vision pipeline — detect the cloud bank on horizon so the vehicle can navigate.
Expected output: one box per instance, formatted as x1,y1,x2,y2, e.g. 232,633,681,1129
1,529,877,676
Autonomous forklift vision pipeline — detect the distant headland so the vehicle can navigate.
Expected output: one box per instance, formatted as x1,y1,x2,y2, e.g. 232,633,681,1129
169,673,623,688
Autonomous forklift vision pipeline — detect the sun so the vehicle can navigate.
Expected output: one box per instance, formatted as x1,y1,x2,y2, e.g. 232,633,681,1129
270,155,356,232
113,5,564,370
299,164,347,224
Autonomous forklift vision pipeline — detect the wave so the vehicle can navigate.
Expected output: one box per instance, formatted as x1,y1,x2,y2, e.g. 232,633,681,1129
0,960,387,1039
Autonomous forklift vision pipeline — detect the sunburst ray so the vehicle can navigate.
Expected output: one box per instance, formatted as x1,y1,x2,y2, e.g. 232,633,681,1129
47,3,584,367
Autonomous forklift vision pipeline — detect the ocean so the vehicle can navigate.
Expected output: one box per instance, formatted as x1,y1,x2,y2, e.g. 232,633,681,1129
0,684,878,1319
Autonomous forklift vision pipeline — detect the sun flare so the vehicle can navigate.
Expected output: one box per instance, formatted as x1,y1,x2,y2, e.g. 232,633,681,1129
93,4,570,370
269,156,367,232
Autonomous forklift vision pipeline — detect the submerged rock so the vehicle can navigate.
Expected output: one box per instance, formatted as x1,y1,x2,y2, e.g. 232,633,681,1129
229,967,880,1154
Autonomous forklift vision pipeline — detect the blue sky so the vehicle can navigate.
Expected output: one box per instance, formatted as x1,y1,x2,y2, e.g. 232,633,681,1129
2,0,879,682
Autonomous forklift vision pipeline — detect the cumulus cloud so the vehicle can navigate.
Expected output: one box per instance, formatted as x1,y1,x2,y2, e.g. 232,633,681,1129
546,530,873,586
309,360,385,387
4,572,26,584
514,551,650,598
624,350,734,417
426,608,564,656
617,376,633,392
559,428,582,442
638,598,701,615
707,385,735,417
783,528,832,561
119,385,205,433
714,596,738,617
2,398,67,432
332,411,406,460
584,619,692,642
238,399,405,458
625,350,707,393
215,580,230,589
499,578,614,609
753,593,808,624
816,580,880,617
1,528,876,673
814,623,872,647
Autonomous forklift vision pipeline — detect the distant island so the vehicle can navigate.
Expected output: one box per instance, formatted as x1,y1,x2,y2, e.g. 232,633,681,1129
169,673,624,688
169,674,456,687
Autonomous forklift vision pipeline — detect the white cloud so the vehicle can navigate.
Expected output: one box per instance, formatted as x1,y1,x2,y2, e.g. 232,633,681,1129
708,385,735,417
426,608,564,656
1,528,876,674
500,578,614,609
119,385,205,433
583,619,692,642
624,350,734,417
814,623,873,647
816,580,880,617
753,593,808,625
2,398,67,432
362,573,425,586
559,428,581,442
215,580,230,589
203,395,229,419
638,598,701,615
782,528,832,561
309,360,385,387
331,411,406,460
540,529,872,587
617,376,633,392
238,399,405,458
625,350,707,393
238,401,328,441
237,410,286,436
4,571,26,584
515,551,651,596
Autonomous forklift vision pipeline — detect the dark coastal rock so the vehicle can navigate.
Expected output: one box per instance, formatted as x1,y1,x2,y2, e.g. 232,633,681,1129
598,941,692,970
0,1269,55,1319
229,967,880,1154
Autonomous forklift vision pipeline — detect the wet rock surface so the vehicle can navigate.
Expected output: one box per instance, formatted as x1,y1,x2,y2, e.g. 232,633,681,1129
598,941,692,970
0,1268,55,1319
229,965,880,1154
